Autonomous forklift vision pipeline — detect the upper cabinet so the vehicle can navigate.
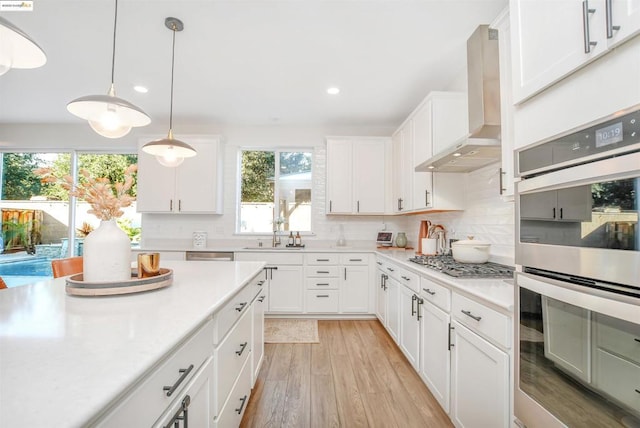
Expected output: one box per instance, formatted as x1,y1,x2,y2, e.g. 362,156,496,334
137,136,224,214
393,92,467,213
510,0,640,104
326,137,390,215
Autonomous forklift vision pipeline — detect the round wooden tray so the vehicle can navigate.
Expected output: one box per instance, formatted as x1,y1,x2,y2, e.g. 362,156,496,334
65,268,173,296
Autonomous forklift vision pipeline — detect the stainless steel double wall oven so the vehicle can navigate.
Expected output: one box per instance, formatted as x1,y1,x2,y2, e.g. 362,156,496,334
514,106,640,427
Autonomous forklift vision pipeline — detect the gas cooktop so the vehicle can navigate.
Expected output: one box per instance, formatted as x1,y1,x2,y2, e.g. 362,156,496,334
408,255,514,279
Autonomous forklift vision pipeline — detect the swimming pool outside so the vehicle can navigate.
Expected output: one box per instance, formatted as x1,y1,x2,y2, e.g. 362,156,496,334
0,256,54,287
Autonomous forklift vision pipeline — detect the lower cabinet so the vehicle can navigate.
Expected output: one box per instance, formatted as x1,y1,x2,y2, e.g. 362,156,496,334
340,254,370,313
267,265,304,313
419,300,451,414
251,289,267,386
154,357,214,428
450,320,509,428
399,283,421,370
375,266,388,325
385,276,400,342
214,357,252,428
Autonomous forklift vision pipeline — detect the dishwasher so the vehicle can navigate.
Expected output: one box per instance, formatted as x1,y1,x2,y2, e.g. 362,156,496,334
185,251,235,261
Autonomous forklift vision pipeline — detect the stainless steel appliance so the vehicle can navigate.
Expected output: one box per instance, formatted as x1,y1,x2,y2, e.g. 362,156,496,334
408,255,514,278
515,107,640,427
185,251,234,261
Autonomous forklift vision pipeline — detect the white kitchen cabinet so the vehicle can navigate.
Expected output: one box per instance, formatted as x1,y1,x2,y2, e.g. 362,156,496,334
339,254,370,313
542,296,591,383
386,275,400,342
510,0,640,104
153,356,214,428
420,300,451,414
424,92,468,157
399,284,421,371
375,260,388,325
392,126,412,213
326,137,389,214
450,320,509,428
492,9,515,198
137,136,223,214
235,252,304,314
251,288,266,387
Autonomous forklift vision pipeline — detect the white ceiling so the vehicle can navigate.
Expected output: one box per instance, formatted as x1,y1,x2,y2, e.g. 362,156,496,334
0,0,507,129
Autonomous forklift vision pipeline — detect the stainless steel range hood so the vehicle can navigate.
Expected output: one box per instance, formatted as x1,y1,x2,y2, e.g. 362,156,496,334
416,25,501,173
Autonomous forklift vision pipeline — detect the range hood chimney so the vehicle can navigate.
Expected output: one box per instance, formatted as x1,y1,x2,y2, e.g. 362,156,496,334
416,25,501,173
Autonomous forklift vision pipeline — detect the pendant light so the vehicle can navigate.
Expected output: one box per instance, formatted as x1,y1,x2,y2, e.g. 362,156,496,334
141,17,196,168
0,16,46,75
66,0,150,138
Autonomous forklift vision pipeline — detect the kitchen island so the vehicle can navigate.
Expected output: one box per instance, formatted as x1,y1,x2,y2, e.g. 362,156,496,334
0,260,265,427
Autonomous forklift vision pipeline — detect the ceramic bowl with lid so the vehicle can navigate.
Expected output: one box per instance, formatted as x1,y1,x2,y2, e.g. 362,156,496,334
451,236,491,263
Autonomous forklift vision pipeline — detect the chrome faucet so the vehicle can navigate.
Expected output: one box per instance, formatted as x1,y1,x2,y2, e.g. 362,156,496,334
272,230,281,247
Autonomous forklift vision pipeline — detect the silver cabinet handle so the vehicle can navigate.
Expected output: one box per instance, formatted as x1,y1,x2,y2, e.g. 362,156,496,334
634,338,640,343
499,167,506,195
387,267,394,272
178,199,182,211
235,302,248,312
329,200,332,212
425,190,431,207
170,200,173,211
461,310,482,322
258,295,266,302
411,294,417,316
235,395,248,415
357,200,360,212
316,283,330,287
582,1,598,53
235,342,248,356
317,294,330,298
423,288,436,295
448,324,454,350
417,297,423,321
605,0,621,38
349,258,362,262
163,364,194,397
376,261,382,266
316,258,330,262
163,395,191,428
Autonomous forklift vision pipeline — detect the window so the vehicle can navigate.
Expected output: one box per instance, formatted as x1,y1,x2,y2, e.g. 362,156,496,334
239,149,312,233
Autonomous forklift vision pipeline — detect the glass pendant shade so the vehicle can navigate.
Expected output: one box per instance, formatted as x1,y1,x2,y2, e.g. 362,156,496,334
0,16,46,76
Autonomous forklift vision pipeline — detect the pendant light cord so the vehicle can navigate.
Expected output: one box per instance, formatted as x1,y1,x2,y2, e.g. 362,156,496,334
169,25,176,131
110,0,118,86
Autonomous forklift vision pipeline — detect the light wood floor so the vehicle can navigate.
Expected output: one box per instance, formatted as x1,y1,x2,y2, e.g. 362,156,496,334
240,319,452,428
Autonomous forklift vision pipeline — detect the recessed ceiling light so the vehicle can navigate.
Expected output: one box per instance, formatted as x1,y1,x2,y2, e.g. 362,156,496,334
134,85,148,94
327,87,340,95
453,152,462,157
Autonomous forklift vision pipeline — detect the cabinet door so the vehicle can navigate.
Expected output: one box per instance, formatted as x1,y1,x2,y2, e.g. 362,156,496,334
136,142,176,213
412,102,434,211
340,265,370,313
326,139,353,214
399,285,420,370
175,139,223,213
542,296,591,382
154,357,213,428
431,93,468,156
606,0,640,48
386,277,400,342
510,0,607,103
268,265,303,313
401,121,414,211
353,140,386,214
420,301,451,413
392,130,405,213
450,321,509,428
376,270,387,325
251,291,266,387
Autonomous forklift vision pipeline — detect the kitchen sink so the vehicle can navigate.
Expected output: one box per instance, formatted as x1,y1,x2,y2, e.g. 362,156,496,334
242,246,303,250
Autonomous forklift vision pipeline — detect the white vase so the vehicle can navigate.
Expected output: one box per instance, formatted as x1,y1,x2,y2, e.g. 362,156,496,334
83,219,131,282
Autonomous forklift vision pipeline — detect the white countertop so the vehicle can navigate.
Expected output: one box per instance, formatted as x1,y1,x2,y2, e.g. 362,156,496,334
0,260,265,428
376,250,515,313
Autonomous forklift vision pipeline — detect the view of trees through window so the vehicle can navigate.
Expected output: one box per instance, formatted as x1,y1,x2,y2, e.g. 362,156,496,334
239,150,312,234
0,152,139,276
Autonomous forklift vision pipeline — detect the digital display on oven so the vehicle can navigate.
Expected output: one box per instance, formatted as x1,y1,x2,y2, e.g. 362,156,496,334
595,121,623,148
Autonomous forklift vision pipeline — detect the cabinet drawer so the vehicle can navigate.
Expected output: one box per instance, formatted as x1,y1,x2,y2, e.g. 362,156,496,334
235,252,304,265
305,266,340,278
212,279,259,345
420,276,451,312
452,293,511,349
305,253,340,265
594,348,640,411
98,319,213,428
339,253,369,265
383,262,402,282
214,356,252,428
213,307,252,416
397,268,419,293
306,290,339,313
594,313,640,365
305,278,339,290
